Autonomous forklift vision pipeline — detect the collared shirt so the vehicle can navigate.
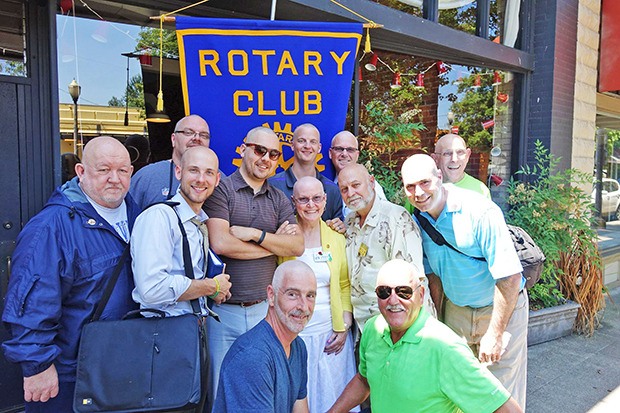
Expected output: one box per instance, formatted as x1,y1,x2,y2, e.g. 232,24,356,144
130,159,178,211
454,172,491,199
360,309,510,413
269,167,344,221
131,191,208,316
345,197,430,330
203,170,297,303
417,186,523,308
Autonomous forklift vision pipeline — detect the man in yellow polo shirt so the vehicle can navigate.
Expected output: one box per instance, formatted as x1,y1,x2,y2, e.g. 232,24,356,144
327,259,522,413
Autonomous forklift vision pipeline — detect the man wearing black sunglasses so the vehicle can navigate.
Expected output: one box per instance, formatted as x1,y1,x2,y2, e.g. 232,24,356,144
328,260,522,413
130,114,211,210
202,126,304,407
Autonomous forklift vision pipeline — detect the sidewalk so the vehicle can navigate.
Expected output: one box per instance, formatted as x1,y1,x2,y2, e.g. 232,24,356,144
526,246,620,412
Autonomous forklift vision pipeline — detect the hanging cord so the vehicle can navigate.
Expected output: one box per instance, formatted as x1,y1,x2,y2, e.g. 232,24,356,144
329,0,381,28
161,0,211,19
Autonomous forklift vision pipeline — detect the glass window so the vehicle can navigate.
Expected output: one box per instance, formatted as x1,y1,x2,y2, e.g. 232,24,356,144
354,50,515,206
0,0,27,77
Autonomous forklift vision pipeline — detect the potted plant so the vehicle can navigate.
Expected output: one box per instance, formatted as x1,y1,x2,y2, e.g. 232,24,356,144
505,141,606,344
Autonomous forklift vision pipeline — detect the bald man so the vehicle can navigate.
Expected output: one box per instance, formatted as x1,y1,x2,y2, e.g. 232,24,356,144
329,130,386,218
402,154,527,409
329,260,522,413
214,260,317,413
432,133,490,198
338,163,434,331
131,146,232,413
2,136,141,412
131,114,212,210
269,123,344,222
203,126,304,407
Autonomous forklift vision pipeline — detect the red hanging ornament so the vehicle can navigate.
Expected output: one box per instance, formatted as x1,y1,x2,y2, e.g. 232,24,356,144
139,54,153,66
416,73,425,88
473,74,482,88
481,119,495,130
365,53,378,71
391,72,402,89
59,0,73,13
437,61,448,74
492,71,502,86
497,92,509,103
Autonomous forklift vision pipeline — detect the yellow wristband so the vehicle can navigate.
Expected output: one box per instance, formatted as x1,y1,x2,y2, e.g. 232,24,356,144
209,278,220,299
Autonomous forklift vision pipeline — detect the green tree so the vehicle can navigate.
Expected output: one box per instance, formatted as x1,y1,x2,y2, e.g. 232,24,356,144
450,72,500,150
0,60,26,76
108,74,145,109
136,27,178,57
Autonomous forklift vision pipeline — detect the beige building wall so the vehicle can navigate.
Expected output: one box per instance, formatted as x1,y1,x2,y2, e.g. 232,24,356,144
571,0,601,176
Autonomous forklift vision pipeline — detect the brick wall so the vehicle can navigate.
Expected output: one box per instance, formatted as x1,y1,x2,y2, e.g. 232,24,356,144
529,0,579,171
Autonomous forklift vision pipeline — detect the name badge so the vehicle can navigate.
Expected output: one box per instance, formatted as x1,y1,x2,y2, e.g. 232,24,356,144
313,250,332,262
358,243,368,257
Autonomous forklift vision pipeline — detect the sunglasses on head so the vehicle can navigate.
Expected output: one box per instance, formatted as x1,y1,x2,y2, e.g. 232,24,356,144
245,143,281,161
375,285,418,300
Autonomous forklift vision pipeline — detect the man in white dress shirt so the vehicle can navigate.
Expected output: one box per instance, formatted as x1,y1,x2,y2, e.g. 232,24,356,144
131,146,232,412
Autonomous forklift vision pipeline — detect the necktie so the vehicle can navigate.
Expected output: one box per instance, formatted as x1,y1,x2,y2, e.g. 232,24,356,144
190,217,209,271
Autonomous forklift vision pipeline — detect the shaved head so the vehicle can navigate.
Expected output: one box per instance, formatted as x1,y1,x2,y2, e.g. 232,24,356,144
76,136,132,208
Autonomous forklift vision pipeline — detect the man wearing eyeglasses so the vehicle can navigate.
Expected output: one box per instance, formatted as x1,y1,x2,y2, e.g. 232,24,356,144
401,154,527,409
203,126,304,408
130,114,212,210
269,123,344,223
328,259,522,413
432,133,490,198
329,130,386,218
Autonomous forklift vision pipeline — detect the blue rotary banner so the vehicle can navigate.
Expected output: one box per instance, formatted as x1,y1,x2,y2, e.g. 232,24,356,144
176,17,362,178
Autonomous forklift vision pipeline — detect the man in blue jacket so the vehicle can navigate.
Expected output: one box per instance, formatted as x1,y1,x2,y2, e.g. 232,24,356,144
2,136,140,412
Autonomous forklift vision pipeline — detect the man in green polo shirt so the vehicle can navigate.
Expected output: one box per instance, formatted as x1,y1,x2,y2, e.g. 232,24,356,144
327,259,522,413
432,133,491,198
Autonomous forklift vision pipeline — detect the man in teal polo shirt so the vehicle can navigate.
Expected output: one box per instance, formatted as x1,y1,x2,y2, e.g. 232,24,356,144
328,259,522,413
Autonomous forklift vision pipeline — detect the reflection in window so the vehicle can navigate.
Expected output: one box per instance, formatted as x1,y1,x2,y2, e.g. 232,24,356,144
353,51,514,204
377,0,521,49
0,0,27,77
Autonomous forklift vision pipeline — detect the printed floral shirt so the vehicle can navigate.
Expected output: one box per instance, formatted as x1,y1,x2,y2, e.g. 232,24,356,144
345,197,436,331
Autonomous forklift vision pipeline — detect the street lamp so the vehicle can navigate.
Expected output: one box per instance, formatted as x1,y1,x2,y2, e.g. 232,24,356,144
447,111,454,126
68,79,81,155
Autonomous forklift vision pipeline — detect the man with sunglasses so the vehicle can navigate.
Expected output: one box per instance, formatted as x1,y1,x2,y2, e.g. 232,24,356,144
328,259,522,413
203,126,304,407
130,114,212,210
269,123,344,224
401,154,528,409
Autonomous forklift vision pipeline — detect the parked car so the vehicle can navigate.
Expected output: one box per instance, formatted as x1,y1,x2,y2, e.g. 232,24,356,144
592,178,620,221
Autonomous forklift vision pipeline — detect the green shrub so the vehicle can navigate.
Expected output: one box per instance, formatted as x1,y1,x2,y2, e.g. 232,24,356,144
506,140,598,310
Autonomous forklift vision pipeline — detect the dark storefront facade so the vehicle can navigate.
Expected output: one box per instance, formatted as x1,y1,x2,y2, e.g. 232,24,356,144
0,0,617,411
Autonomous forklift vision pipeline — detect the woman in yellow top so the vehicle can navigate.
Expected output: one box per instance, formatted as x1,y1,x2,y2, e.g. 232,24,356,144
279,176,358,413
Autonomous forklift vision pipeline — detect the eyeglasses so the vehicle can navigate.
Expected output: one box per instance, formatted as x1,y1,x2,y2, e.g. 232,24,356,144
331,146,359,154
435,150,467,159
375,284,420,300
294,195,325,205
174,129,210,140
245,143,281,161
